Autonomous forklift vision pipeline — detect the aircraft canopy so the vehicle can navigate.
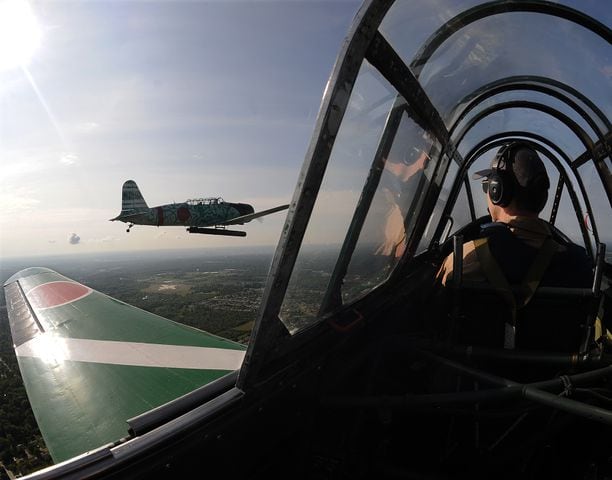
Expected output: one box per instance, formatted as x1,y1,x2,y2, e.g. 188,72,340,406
240,0,611,388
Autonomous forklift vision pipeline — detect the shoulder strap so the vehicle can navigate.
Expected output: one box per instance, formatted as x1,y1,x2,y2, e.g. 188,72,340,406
472,238,515,305
472,236,560,349
473,238,517,349
517,236,559,307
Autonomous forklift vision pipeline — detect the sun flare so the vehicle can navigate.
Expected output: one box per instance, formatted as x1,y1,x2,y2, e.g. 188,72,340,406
0,0,42,71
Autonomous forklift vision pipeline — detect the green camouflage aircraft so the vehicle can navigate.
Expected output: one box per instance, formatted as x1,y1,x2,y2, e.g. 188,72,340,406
111,180,288,237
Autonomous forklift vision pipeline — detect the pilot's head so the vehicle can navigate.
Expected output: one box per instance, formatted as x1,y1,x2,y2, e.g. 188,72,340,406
473,141,550,220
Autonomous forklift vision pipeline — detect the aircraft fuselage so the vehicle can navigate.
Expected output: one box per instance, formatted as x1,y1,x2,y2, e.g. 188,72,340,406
116,201,254,227
110,180,286,234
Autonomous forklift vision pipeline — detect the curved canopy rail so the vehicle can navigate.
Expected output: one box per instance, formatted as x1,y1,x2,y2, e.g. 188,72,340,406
186,198,224,205
239,0,611,389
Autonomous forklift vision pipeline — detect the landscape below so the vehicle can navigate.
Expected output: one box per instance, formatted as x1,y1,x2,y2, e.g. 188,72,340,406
0,247,275,478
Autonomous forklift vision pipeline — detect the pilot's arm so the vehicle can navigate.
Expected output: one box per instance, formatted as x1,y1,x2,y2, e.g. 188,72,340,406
435,241,486,287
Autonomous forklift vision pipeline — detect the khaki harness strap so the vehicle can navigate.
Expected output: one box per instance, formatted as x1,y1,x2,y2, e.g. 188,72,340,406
517,237,559,307
472,236,559,349
473,238,517,349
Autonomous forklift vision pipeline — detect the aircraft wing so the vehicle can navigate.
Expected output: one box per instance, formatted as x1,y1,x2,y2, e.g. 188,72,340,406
109,212,141,221
216,204,289,226
3,267,245,463
109,210,148,221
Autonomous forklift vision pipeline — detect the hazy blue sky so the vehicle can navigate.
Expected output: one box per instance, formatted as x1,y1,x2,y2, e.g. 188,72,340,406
0,0,361,258
1,0,609,262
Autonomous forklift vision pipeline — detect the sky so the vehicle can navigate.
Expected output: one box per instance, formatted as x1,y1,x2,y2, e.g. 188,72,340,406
1,0,609,263
0,0,362,259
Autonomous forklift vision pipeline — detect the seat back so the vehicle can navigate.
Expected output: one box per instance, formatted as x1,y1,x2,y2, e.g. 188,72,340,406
515,293,591,352
448,234,602,354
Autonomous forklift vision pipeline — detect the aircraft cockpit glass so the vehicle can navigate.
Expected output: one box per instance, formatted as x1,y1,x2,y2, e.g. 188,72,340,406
382,3,611,129
186,198,224,206
279,59,439,332
270,0,611,338
418,155,458,253
338,115,438,306
450,137,608,256
578,161,612,247
280,61,398,332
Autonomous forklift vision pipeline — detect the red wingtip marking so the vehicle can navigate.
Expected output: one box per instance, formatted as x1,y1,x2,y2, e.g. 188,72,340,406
27,281,92,309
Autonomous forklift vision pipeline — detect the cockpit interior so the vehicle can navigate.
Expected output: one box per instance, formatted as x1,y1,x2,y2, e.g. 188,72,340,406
14,1,611,479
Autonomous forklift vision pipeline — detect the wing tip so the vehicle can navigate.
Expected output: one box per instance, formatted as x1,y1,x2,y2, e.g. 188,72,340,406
4,267,57,286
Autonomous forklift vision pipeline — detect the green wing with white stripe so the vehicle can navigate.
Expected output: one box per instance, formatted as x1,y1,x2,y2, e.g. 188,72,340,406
3,267,245,463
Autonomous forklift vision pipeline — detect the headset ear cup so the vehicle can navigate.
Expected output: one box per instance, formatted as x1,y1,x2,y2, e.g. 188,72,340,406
488,173,503,205
488,171,513,207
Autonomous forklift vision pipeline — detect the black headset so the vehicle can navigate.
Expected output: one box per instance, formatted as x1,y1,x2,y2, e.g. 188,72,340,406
487,141,549,210
487,143,519,207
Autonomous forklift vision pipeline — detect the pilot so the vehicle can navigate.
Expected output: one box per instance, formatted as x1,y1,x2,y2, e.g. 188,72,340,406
376,149,429,258
435,141,593,350
376,129,432,258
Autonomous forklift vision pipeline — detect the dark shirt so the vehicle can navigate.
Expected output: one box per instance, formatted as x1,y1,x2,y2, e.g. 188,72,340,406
435,217,594,353
437,216,593,288
484,222,593,288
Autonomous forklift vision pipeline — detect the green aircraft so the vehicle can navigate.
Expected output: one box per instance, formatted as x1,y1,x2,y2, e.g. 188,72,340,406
110,180,289,237
4,267,246,462
3,0,611,478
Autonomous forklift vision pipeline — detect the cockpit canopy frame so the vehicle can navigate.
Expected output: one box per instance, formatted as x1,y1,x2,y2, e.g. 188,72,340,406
186,198,224,206
238,0,611,389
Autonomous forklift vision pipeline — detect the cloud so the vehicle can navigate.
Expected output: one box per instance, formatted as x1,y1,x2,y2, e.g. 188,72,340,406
0,155,43,182
76,121,100,133
0,191,40,215
86,235,118,244
60,152,79,166
68,233,81,245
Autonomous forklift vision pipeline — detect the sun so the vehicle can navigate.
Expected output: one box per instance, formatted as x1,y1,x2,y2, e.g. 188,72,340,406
0,0,42,71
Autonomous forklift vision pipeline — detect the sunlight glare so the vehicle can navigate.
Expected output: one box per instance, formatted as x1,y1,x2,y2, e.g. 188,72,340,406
20,334,69,366
0,0,42,71
38,336,68,366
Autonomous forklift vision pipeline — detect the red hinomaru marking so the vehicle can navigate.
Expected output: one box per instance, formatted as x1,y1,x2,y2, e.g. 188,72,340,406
27,281,92,309
177,206,191,222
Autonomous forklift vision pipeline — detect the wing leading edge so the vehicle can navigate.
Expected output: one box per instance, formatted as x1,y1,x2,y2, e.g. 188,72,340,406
215,204,289,226
3,267,246,463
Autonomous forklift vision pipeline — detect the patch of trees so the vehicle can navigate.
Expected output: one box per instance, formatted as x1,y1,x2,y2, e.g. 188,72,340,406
0,310,52,476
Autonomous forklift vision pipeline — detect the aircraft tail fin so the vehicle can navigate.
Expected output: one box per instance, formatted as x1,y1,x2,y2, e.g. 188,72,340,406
121,180,149,212
110,180,149,221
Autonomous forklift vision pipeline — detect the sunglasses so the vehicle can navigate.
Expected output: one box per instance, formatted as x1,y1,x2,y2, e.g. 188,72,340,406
481,180,489,194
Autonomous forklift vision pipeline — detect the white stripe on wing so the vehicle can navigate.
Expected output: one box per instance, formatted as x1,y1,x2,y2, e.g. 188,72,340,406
16,336,245,370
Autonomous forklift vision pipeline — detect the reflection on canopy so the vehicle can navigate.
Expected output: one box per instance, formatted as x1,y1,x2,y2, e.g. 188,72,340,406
242,0,610,389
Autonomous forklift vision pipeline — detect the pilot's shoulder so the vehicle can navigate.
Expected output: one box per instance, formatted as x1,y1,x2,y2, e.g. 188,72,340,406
556,241,592,270
548,234,593,287
549,228,591,264
437,239,481,286
479,221,511,235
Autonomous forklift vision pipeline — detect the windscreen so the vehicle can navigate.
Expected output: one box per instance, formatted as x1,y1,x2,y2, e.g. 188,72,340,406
280,60,439,332
274,0,610,338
